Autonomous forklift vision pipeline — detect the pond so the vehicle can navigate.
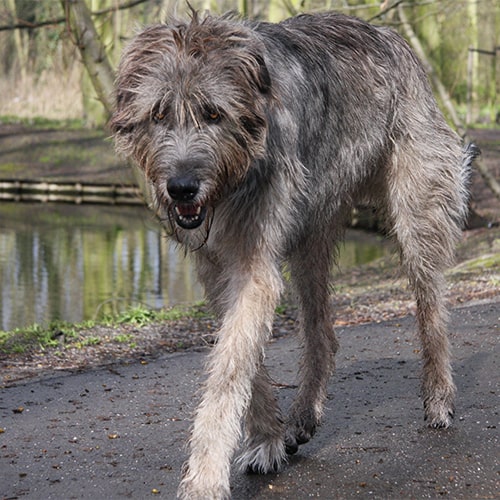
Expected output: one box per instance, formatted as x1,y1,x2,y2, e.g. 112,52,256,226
0,203,393,331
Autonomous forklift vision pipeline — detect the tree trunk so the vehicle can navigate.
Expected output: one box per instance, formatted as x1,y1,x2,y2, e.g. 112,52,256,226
6,0,28,80
397,4,465,137
398,4,500,203
61,0,115,119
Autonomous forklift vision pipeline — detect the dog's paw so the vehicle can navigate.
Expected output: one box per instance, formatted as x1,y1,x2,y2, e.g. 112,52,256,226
178,460,231,500
177,479,231,500
284,413,318,455
425,401,455,429
237,437,287,474
177,478,231,500
423,389,455,429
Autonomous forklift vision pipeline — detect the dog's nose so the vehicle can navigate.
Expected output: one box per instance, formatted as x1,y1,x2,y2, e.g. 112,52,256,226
167,176,200,201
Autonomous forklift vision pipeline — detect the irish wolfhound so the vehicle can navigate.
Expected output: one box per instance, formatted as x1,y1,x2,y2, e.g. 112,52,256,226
111,10,478,499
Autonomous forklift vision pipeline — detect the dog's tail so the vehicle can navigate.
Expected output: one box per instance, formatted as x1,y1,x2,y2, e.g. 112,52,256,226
461,142,481,228
463,142,481,169
462,141,480,189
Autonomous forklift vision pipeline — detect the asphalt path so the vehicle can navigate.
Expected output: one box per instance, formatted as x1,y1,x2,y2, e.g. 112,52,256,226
1,300,498,499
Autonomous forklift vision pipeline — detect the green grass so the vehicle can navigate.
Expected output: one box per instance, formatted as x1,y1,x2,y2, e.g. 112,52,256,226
0,115,86,130
0,320,87,354
0,301,300,356
0,303,211,355
453,253,500,274
113,303,209,326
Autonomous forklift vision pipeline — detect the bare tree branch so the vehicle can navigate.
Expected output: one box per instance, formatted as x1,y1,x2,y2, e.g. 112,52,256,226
367,0,404,22
0,17,64,32
0,0,149,32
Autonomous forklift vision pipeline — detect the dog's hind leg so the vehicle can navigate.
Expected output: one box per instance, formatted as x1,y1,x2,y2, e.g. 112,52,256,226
385,140,471,428
237,363,287,474
285,235,339,454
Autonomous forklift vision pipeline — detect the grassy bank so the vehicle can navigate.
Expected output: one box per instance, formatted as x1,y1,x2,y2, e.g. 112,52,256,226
0,303,211,356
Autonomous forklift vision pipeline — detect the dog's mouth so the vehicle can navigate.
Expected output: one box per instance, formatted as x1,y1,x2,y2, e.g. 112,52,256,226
171,202,207,230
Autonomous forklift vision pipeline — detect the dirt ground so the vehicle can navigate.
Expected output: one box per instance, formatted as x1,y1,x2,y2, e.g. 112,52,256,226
0,123,135,185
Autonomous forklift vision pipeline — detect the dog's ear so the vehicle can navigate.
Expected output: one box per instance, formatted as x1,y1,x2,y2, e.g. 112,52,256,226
109,91,135,134
109,92,126,134
235,46,272,96
254,54,271,95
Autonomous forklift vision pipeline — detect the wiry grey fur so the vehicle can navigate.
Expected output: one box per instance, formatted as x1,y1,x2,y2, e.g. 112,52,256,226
111,10,478,499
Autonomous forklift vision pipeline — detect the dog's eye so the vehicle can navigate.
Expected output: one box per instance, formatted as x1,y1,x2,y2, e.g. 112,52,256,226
204,108,221,124
153,111,166,123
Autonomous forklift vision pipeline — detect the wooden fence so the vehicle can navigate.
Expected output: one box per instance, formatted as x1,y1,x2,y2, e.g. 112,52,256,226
0,180,143,205
0,179,383,229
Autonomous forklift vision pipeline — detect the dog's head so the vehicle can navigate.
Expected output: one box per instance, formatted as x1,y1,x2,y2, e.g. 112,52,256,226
110,12,274,232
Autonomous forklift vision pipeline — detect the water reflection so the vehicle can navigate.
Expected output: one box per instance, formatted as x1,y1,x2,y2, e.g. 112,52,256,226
0,203,392,331
0,203,203,331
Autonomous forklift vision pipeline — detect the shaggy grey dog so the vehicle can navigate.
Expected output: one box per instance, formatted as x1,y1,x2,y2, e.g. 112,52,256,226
111,10,477,499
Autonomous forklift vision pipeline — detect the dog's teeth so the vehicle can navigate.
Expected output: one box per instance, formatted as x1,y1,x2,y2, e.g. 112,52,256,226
174,204,201,218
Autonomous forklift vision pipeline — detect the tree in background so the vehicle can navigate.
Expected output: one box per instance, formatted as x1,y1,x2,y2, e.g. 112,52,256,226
0,0,498,127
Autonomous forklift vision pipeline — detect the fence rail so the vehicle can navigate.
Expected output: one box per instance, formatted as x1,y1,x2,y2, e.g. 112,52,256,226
0,180,384,229
0,180,143,205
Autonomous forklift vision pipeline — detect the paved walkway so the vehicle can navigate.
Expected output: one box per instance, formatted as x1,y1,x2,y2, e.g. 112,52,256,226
1,300,498,499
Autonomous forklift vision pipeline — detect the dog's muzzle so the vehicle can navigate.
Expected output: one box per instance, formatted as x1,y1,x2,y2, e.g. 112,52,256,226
167,176,207,230
171,202,207,229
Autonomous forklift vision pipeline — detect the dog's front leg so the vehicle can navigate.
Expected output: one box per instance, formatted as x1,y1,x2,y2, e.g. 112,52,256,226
177,262,282,500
